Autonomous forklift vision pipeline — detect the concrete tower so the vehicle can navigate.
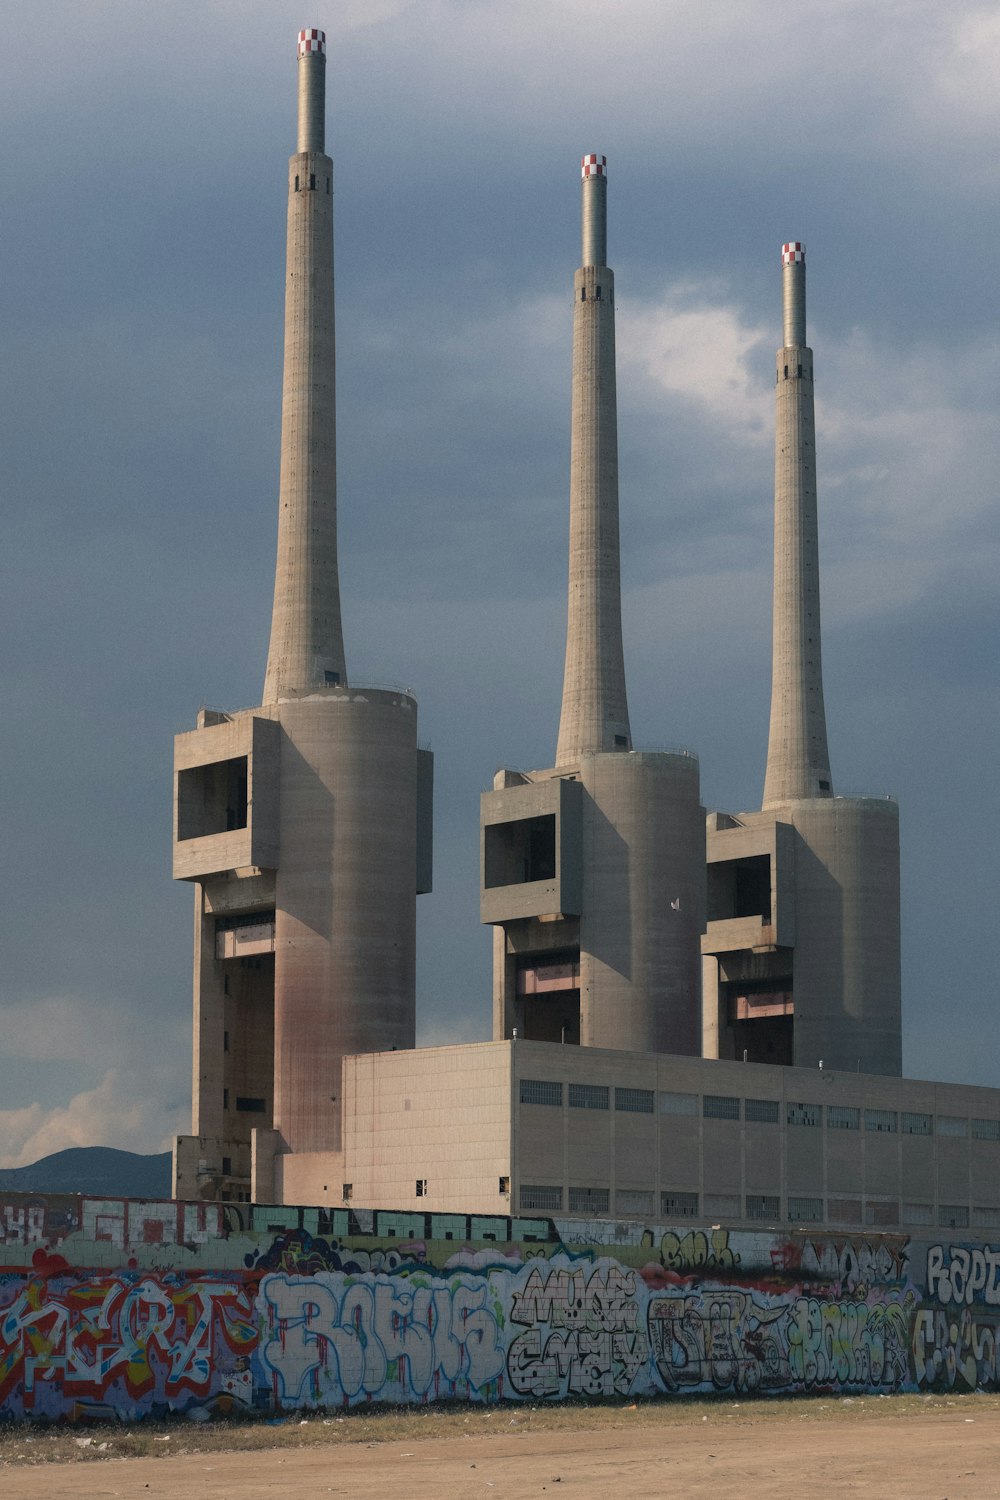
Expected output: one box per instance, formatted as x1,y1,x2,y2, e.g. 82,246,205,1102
762,243,832,806
481,156,705,1057
702,242,901,1076
263,28,346,703
173,31,432,1207
556,155,631,765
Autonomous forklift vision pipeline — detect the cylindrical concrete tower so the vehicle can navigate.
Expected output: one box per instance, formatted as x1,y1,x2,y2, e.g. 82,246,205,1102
762,242,833,807
483,154,704,1061
555,155,632,766
263,29,347,702
173,32,432,1207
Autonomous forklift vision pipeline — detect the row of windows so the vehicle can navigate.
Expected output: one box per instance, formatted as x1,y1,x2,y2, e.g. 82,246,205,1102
520,1079,654,1112
520,1184,1000,1230
520,1080,1000,1139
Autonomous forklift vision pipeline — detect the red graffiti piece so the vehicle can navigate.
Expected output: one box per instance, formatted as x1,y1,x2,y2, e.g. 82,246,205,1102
30,1247,71,1275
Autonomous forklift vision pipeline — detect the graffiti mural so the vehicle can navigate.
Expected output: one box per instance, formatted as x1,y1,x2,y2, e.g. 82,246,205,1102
3,1191,1000,1419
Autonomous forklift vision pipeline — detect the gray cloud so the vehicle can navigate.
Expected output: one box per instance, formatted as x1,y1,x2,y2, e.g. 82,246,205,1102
0,0,997,1160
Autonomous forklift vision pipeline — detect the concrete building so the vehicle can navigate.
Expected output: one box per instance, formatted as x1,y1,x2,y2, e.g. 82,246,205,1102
172,30,432,1207
480,156,706,1059
701,244,902,1077
336,1041,1000,1236
168,38,970,1243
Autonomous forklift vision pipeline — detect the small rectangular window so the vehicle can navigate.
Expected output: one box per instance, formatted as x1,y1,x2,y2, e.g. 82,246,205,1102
939,1204,970,1228
595,285,602,300
703,1193,739,1218
937,1115,968,1138
520,1079,563,1107
568,1187,609,1214
661,1191,699,1218
703,1094,740,1121
828,1197,862,1224
223,1088,229,1110
614,734,627,747
865,1201,899,1226
223,1029,230,1052
415,1179,428,1197
221,1156,232,1176
788,1196,823,1223
309,173,316,191
864,1108,897,1134
580,287,586,301
746,1194,780,1220
235,1096,265,1113
660,1091,697,1116
973,1119,1000,1141
902,1202,933,1225
569,1083,609,1110
787,1101,821,1127
343,1183,353,1201
902,1111,932,1135
498,1176,510,1195
827,1105,860,1131
973,1206,1000,1228
324,670,341,685
520,1185,562,1212
616,1189,654,1215
745,1098,779,1124
615,1087,654,1114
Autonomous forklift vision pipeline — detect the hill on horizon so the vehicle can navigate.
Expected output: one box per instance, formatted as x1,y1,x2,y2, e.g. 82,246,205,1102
0,1145,172,1199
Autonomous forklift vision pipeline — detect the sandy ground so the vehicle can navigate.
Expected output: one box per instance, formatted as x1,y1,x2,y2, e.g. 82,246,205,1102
3,1407,997,1500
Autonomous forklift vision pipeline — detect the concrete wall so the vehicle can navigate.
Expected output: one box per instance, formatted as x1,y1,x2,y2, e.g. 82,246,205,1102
484,751,705,1058
703,797,901,1076
507,1041,999,1230
3,1191,1000,1419
174,690,429,1202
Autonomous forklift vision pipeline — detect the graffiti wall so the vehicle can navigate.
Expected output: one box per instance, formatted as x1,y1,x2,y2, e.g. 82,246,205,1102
0,1192,996,1420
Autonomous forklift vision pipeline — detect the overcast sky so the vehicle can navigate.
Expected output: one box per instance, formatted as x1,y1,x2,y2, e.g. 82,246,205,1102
0,0,997,1167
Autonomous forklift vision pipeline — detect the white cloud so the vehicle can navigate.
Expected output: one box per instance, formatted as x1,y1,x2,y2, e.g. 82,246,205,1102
619,286,772,444
0,1071,187,1170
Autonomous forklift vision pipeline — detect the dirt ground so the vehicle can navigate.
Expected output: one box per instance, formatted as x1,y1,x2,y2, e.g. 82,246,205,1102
3,1400,998,1500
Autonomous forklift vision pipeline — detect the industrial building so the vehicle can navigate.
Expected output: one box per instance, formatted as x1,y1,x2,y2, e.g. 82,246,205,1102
172,31,998,1238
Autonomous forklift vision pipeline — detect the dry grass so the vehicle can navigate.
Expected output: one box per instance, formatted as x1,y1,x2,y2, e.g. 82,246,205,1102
1,1390,998,1469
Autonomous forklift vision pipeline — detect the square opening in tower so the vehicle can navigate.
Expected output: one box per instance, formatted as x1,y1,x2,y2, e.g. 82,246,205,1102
177,756,248,841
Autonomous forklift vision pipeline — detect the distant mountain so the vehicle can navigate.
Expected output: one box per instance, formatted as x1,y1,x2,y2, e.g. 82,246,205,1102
0,1146,172,1199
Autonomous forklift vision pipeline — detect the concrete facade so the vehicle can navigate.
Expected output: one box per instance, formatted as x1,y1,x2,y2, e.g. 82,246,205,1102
321,1039,1000,1235
173,32,431,1204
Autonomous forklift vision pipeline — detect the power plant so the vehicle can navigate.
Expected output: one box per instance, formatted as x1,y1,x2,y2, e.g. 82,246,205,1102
165,30,986,1237
7,26,1000,1429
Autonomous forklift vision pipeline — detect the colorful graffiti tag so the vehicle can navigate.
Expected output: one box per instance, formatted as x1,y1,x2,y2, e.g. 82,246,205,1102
1,1194,999,1419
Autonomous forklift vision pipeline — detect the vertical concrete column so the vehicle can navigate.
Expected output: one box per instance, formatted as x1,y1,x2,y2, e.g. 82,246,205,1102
556,155,631,766
762,243,833,807
264,30,347,702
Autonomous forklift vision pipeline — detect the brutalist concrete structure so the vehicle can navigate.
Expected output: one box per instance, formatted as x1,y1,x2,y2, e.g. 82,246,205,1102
701,243,901,1076
480,156,706,1058
172,30,432,1206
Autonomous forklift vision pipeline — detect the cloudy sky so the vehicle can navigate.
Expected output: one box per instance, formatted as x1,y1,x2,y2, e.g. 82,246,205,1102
0,0,997,1166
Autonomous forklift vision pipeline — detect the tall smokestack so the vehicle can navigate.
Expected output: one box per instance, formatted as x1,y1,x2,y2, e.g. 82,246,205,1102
263,28,347,703
762,242,833,806
555,154,632,766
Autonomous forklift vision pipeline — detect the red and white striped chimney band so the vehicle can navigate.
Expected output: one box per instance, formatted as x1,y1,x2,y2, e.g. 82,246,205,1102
781,242,805,264
298,28,326,56
582,154,607,179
